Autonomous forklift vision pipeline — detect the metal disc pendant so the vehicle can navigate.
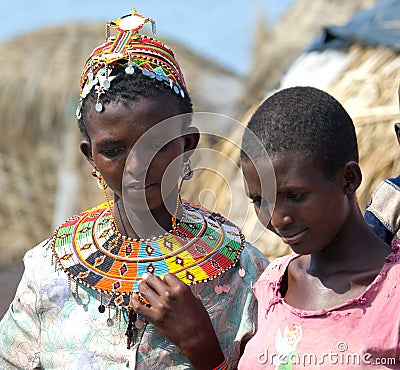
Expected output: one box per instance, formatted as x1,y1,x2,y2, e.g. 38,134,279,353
173,85,180,94
125,66,135,75
76,106,81,119
107,317,113,327
95,102,103,112
239,267,246,277
102,79,111,89
98,304,105,313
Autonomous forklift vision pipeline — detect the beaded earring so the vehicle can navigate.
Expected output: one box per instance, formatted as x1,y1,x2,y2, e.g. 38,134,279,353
92,167,108,189
91,167,119,231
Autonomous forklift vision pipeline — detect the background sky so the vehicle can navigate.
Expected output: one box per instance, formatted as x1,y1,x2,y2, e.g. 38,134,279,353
0,0,294,75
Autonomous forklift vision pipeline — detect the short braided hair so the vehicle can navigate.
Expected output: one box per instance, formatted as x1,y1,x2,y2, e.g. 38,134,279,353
78,67,193,141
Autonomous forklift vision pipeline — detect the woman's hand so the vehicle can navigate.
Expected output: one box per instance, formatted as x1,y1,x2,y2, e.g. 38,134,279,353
131,273,225,370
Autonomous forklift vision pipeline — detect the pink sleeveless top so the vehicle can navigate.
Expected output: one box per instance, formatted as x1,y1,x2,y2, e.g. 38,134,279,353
239,245,400,369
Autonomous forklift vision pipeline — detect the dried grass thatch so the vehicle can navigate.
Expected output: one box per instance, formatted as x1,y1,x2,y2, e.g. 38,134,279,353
235,0,377,118
0,23,101,265
0,23,241,265
329,45,400,209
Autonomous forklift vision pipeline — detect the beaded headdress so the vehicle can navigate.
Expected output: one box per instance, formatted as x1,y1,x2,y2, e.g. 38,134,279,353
76,8,187,118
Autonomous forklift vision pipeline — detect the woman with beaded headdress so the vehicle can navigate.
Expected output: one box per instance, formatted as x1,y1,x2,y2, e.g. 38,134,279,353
0,8,268,370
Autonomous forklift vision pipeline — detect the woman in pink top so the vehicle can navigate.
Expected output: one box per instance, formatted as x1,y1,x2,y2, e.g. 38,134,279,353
238,86,400,369
124,86,400,369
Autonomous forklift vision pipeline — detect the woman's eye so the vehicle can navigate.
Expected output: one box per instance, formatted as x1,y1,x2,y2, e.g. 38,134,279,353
288,193,305,201
101,148,124,157
251,197,272,215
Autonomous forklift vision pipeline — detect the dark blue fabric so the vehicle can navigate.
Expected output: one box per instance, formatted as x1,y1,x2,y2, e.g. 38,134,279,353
387,175,400,188
364,176,400,245
364,210,394,245
307,0,400,52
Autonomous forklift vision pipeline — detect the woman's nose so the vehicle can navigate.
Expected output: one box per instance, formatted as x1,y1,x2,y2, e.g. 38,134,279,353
270,203,293,230
124,150,151,180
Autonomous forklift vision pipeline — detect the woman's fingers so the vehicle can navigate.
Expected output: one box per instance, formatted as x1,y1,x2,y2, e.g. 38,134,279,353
162,272,186,288
139,273,191,302
130,291,150,315
140,273,166,297
132,273,198,323
133,274,163,311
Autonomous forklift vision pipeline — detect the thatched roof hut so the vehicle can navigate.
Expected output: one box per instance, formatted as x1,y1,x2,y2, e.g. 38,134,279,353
235,0,376,119
0,23,241,265
281,0,400,209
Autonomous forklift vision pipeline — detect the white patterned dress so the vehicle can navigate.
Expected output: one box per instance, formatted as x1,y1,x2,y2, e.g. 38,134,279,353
0,206,268,369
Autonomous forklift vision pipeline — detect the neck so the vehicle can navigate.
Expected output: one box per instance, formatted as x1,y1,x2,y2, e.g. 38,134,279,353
113,192,183,240
307,205,391,277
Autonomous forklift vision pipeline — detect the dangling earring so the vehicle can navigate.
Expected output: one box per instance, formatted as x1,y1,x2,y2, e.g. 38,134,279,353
92,167,108,189
172,159,193,229
125,52,135,75
91,167,119,231
181,159,193,180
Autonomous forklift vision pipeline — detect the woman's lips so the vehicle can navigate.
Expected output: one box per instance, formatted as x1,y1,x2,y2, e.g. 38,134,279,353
280,229,307,245
124,183,156,196
130,184,150,190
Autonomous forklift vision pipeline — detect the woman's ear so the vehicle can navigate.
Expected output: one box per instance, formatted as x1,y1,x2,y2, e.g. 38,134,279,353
342,161,362,195
183,126,200,156
80,139,95,167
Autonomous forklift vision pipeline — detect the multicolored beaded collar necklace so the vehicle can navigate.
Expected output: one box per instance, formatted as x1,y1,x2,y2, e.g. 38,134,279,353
50,200,245,309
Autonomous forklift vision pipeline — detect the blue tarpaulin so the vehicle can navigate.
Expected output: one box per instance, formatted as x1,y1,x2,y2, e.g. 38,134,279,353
308,0,400,52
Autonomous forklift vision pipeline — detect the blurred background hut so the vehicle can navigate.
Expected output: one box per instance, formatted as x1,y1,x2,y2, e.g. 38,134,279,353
1,0,399,272
234,0,377,118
